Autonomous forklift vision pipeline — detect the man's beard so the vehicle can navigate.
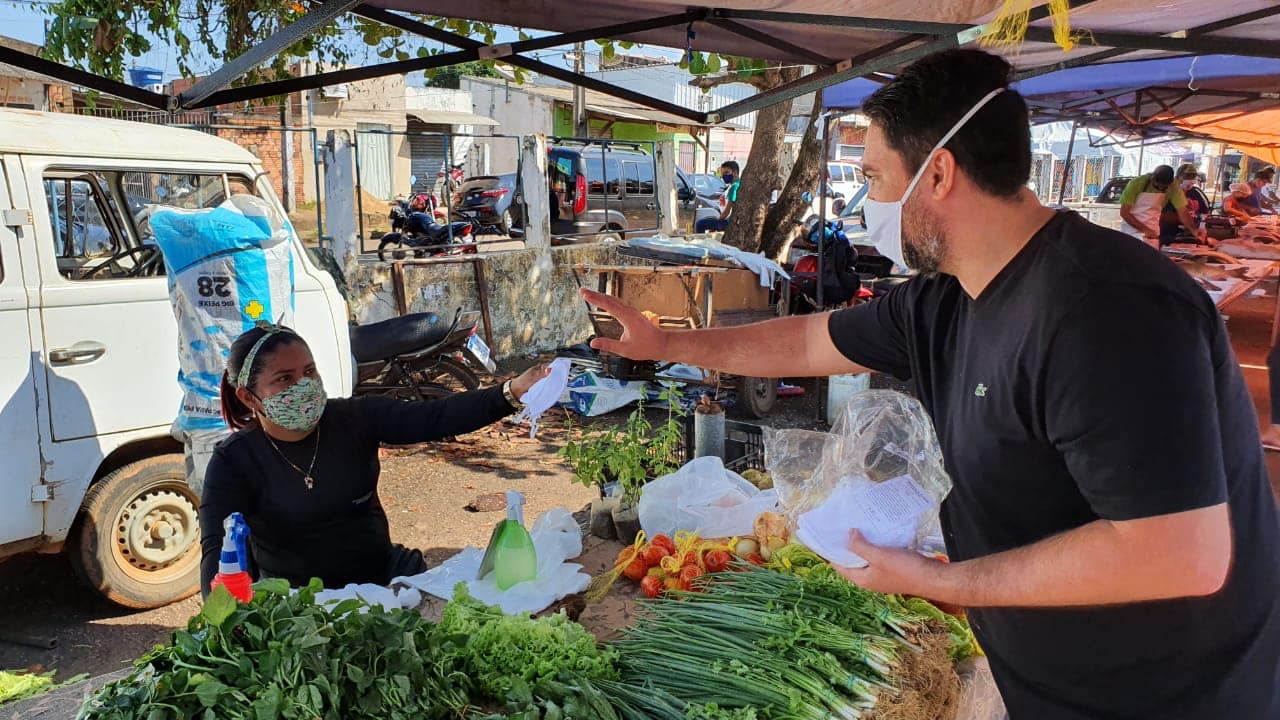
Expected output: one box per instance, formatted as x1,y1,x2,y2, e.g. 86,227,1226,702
902,198,949,275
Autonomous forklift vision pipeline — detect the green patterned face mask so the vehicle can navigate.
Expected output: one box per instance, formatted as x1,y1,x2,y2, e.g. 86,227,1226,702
258,377,326,432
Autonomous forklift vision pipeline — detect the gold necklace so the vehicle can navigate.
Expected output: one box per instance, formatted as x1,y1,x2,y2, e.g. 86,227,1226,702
263,425,321,490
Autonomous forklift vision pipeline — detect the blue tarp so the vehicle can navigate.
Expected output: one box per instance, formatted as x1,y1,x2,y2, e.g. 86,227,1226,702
823,55,1280,111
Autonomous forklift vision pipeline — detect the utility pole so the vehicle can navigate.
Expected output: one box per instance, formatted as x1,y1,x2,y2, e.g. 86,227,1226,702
573,42,588,137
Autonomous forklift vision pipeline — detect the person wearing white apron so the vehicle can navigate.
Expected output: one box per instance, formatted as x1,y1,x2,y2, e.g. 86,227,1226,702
1119,165,1205,249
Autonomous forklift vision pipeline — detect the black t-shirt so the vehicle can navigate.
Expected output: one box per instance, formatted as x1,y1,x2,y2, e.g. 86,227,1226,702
199,389,513,593
829,211,1280,719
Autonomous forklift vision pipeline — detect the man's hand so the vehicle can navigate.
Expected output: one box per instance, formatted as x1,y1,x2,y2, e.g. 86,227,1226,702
835,531,948,599
509,363,551,401
581,288,670,361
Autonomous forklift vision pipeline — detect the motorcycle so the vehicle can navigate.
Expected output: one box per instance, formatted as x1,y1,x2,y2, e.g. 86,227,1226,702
378,195,476,261
350,307,497,401
789,220,872,313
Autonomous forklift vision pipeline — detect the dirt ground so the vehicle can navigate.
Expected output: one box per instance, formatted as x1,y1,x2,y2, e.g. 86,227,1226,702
5,280,1280,688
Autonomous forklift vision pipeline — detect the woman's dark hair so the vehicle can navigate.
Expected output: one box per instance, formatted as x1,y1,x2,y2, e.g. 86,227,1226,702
862,49,1031,198
219,325,307,431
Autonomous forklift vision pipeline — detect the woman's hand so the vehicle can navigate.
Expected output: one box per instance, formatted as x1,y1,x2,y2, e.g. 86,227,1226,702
510,364,552,402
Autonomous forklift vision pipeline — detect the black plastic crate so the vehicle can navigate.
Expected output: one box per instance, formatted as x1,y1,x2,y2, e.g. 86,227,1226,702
674,415,765,473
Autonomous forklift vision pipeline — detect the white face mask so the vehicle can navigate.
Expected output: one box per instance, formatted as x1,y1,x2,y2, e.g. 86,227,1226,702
863,87,1006,270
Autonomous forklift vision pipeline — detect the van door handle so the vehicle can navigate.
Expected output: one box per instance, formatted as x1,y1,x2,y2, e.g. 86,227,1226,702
49,341,107,365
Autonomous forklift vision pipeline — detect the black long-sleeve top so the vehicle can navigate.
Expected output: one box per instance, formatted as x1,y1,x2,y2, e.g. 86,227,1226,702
199,389,514,596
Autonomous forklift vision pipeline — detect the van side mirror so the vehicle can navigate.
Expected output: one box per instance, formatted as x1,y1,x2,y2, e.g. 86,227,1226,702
678,187,694,201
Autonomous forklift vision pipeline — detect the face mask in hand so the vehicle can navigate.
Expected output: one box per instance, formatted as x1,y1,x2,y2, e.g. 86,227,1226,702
862,87,1005,270
258,377,327,432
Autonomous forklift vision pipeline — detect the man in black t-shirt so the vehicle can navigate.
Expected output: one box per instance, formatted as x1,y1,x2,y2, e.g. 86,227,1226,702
582,49,1280,719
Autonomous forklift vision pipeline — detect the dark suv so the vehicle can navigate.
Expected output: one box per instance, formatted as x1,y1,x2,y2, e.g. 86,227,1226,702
512,141,701,243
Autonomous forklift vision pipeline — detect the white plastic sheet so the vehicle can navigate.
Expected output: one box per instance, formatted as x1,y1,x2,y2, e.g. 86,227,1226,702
639,456,779,538
394,508,590,615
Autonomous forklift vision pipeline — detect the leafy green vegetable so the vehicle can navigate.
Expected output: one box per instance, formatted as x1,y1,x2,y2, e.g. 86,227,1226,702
1,669,88,705
78,578,470,720
438,586,618,700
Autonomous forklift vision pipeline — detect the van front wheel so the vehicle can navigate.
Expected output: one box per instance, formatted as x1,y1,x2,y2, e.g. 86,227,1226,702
70,455,201,609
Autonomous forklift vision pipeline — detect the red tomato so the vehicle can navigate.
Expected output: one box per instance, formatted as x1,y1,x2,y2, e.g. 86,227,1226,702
641,544,671,567
622,556,650,582
679,564,704,591
640,574,664,598
651,535,677,556
703,550,732,574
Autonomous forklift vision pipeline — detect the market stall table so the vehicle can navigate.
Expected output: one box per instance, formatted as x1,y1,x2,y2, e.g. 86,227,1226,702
573,261,785,417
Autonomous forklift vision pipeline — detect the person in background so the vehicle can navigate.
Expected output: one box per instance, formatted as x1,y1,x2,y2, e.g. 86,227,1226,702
1224,182,1261,225
1158,163,1214,246
1250,167,1276,213
695,161,741,233
1119,164,1206,247
199,324,549,596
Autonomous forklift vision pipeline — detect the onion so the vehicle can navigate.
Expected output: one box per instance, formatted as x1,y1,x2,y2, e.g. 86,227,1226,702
734,538,759,558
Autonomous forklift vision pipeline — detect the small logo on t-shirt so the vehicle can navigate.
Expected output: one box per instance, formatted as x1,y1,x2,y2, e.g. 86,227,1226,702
974,383,988,397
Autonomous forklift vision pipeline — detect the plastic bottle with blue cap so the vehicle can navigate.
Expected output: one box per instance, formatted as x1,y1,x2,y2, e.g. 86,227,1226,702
210,512,254,602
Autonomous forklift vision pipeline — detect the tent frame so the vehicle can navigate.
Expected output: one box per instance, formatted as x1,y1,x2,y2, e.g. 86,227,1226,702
1,0,1279,123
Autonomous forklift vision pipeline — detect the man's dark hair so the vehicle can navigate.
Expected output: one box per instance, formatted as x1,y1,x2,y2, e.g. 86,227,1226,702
1151,165,1175,185
1256,167,1275,182
862,49,1030,198
720,160,740,174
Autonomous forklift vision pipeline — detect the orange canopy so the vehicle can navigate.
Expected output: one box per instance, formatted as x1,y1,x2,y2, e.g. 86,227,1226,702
1175,109,1280,166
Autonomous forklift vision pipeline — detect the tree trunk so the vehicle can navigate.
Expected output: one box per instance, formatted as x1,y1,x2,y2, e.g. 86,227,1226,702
720,66,801,252
760,89,824,261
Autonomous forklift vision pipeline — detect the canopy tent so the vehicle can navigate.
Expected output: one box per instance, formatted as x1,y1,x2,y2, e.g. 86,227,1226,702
1,1,1279,124
826,54,1280,123
1175,109,1280,167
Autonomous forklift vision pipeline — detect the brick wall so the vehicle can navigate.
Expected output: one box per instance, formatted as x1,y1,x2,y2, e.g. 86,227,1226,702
838,125,867,147
211,120,307,208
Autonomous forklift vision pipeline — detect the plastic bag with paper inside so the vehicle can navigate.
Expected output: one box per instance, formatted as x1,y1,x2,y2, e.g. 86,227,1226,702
764,390,951,568
639,456,779,538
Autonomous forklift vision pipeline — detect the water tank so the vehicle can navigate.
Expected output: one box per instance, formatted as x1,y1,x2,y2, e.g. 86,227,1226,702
128,67,164,88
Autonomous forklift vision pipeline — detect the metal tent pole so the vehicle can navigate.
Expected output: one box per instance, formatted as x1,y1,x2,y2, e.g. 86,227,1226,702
1058,120,1078,205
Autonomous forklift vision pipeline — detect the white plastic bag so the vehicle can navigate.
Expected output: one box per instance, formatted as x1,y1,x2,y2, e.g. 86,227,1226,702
639,456,779,538
149,202,295,432
513,357,572,438
394,507,589,615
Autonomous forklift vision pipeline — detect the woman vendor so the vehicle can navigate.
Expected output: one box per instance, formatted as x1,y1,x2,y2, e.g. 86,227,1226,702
198,324,548,596
1224,182,1262,225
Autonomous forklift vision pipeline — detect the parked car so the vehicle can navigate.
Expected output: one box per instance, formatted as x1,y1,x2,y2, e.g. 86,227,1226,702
1093,176,1135,203
826,161,865,202
510,141,702,242
451,173,519,236
689,172,727,197
0,108,354,608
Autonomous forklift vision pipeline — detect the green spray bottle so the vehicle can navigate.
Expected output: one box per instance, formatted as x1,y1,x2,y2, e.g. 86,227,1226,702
477,490,538,590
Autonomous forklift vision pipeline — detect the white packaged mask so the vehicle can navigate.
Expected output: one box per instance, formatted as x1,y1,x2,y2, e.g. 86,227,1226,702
863,87,1006,270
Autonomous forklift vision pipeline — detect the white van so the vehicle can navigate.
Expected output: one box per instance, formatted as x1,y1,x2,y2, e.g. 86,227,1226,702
826,161,865,202
0,109,352,608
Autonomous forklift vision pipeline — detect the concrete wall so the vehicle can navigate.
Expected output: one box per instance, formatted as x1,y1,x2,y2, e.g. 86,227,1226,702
463,77,555,175
346,244,620,359
306,75,412,203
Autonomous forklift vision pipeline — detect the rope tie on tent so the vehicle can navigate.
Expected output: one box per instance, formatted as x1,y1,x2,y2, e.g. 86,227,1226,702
981,0,1083,52
1187,56,1200,91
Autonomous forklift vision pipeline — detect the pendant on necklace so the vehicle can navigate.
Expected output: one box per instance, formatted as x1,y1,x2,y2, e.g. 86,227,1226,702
304,476,314,490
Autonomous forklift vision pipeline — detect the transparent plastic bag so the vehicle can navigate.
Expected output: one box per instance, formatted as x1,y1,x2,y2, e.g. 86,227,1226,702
639,456,779,538
764,390,952,559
